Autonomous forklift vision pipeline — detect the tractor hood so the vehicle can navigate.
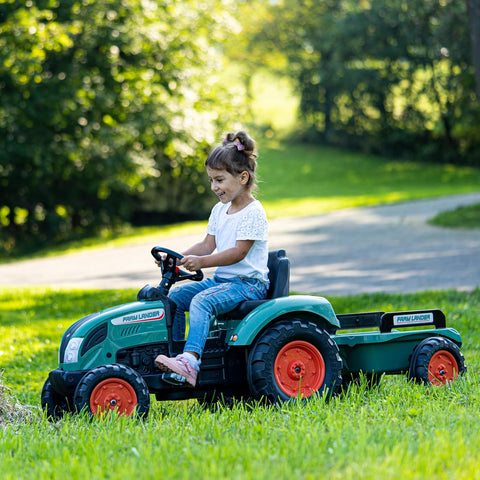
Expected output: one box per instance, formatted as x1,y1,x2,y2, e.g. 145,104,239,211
59,300,168,371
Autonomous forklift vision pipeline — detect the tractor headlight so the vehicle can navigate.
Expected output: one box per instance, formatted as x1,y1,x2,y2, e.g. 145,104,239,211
63,337,84,364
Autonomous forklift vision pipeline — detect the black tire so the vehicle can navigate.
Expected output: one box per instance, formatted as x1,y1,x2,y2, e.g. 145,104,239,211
74,364,150,418
247,319,343,403
408,337,466,385
41,379,75,420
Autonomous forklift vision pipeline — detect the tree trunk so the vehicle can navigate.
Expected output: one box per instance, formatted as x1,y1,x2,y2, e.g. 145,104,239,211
467,0,480,99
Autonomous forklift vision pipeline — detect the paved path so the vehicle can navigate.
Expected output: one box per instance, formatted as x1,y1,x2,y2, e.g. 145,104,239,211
1,193,479,295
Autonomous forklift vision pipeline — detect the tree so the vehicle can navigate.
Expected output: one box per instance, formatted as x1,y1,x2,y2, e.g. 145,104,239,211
259,0,480,163
0,0,239,253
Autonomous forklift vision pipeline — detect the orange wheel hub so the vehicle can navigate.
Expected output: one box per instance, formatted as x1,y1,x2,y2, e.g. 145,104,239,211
90,378,138,417
428,350,459,385
274,340,325,398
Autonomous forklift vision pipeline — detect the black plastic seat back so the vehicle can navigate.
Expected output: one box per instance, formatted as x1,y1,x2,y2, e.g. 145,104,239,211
266,249,290,299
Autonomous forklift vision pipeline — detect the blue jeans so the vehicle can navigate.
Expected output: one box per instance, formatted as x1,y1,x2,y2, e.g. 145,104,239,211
169,276,268,357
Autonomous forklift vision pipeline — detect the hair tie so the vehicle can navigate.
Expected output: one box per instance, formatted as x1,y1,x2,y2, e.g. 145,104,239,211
233,139,245,151
222,136,245,151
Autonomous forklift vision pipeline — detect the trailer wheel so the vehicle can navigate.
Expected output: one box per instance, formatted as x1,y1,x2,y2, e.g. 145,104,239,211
74,364,150,418
247,319,343,403
408,337,466,386
41,379,75,420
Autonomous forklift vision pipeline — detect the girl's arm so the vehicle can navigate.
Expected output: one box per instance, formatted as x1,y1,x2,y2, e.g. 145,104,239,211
181,234,216,257
156,234,216,268
181,240,254,272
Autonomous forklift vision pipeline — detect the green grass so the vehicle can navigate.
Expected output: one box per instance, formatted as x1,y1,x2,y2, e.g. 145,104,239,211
257,143,480,218
1,287,479,479
429,202,480,229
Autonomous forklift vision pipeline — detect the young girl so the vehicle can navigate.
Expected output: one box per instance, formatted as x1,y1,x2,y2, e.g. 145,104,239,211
155,130,269,387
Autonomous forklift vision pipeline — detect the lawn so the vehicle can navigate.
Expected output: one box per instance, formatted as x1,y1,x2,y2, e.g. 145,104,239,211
257,143,480,218
1,287,479,479
429,202,480,229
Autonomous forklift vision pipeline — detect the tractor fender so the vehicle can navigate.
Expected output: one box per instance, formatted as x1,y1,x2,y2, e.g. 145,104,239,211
228,295,340,346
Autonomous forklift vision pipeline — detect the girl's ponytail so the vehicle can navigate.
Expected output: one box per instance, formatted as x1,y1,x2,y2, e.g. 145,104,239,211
223,131,257,159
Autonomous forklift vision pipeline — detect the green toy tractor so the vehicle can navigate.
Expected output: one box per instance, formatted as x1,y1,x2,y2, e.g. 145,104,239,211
42,247,466,419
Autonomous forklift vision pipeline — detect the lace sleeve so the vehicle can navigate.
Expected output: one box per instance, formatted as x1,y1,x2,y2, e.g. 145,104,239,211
237,206,268,241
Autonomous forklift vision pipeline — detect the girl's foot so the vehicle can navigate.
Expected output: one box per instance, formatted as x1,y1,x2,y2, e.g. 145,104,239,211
155,354,198,387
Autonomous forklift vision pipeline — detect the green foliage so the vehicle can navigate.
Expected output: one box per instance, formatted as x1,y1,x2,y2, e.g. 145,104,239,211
261,0,480,164
0,0,239,254
0,287,479,478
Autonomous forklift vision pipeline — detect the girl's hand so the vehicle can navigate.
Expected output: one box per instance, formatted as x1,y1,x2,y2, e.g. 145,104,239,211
155,254,178,268
181,255,203,272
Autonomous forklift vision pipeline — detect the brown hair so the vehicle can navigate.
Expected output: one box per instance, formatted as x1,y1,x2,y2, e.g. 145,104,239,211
205,131,258,188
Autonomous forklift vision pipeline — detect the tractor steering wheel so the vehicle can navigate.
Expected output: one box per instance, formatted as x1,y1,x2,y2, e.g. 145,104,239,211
151,247,204,289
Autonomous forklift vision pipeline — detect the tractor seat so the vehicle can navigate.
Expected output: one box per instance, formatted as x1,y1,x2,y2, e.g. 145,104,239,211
220,249,290,320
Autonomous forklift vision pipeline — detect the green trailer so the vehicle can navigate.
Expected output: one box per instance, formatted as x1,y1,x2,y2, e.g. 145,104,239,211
42,248,466,419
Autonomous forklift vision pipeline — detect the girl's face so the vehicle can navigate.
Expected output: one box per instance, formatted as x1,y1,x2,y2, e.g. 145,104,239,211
206,167,249,205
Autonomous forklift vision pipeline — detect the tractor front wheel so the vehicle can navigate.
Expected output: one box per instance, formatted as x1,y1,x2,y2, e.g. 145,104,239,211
74,364,150,418
41,379,75,420
408,337,466,386
247,319,343,403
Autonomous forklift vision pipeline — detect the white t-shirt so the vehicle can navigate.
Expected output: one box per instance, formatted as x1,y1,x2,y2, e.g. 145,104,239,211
206,200,269,284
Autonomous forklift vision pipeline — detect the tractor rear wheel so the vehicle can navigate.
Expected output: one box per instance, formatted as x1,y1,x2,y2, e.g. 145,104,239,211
74,364,150,418
408,337,466,386
247,319,342,403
